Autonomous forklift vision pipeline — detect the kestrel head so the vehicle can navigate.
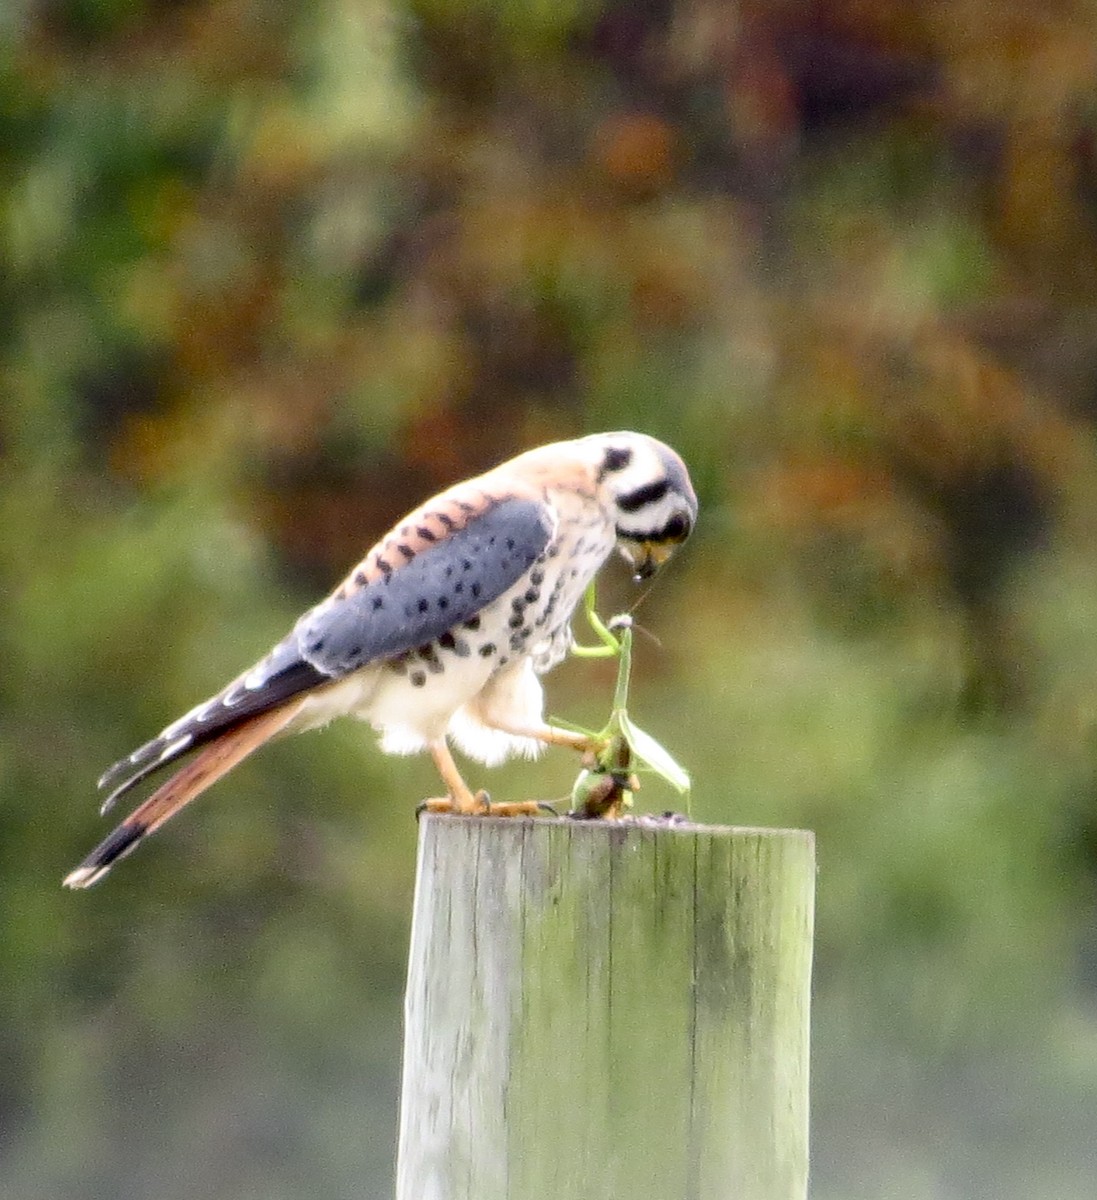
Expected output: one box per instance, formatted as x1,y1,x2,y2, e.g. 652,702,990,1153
585,431,698,580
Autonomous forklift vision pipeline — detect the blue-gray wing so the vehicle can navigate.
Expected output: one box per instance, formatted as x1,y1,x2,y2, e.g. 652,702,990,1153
98,496,554,809
296,496,553,674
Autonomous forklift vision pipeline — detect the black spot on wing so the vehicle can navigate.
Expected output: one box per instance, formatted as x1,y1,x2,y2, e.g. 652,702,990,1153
297,497,553,676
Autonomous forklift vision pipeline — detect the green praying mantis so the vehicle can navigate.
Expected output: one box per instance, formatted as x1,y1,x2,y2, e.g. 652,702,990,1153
564,583,691,819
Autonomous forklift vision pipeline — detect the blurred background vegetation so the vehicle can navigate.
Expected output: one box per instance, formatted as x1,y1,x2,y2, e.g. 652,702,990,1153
3,0,1097,1196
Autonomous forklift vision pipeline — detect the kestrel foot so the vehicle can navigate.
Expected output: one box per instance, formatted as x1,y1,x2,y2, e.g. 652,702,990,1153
416,793,556,818
485,799,558,817
417,788,492,817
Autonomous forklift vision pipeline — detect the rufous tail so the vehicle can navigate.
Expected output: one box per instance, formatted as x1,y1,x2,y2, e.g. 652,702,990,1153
64,701,305,889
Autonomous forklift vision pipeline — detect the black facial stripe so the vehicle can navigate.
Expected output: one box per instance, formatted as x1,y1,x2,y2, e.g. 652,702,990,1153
599,446,633,479
616,479,669,513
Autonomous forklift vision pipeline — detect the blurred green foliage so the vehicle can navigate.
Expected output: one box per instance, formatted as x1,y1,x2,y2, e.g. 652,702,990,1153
4,0,1097,1196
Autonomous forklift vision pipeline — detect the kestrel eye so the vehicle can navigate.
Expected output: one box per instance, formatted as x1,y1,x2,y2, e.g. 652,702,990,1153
663,514,690,541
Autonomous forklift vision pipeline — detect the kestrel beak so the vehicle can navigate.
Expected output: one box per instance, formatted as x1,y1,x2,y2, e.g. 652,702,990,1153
628,541,677,582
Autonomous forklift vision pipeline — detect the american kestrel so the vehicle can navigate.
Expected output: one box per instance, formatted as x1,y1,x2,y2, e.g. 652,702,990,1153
64,431,697,888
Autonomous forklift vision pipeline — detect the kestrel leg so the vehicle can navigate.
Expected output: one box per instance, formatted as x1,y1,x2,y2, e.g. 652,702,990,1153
419,740,489,814
478,719,606,757
419,740,551,818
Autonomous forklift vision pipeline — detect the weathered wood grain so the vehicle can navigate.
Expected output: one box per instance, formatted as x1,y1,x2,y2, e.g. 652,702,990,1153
396,815,814,1200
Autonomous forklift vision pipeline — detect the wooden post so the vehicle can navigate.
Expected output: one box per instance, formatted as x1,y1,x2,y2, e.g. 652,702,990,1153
396,815,814,1200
